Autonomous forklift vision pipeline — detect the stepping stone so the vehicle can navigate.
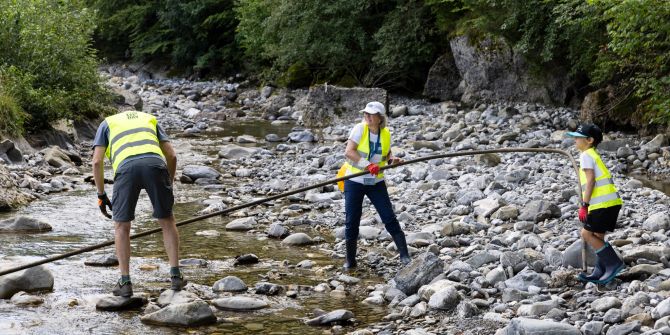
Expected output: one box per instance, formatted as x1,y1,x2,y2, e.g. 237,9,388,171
140,301,216,326
157,290,201,307
179,258,208,268
213,276,247,292
305,309,354,326
212,296,269,311
234,254,259,266
96,296,147,311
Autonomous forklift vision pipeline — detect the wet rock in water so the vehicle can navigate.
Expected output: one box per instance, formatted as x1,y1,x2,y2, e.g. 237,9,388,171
84,254,118,267
194,229,220,237
265,134,283,142
503,318,580,334
157,289,200,307
234,254,259,266
254,282,284,296
213,276,248,292
281,233,314,246
305,309,354,326
0,265,54,299
140,301,216,326
296,260,314,268
267,223,289,238
226,217,256,231
182,165,220,181
236,135,257,144
179,258,208,267
337,274,360,285
0,216,52,233
212,296,269,311
96,295,148,311
393,252,445,295
10,291,44,306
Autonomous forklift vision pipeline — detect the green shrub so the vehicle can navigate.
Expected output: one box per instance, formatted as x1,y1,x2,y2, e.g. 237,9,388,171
0,0,109,131
0,92,26,137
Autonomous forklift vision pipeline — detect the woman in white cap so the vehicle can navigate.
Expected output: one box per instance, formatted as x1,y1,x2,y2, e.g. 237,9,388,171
340,101,411,270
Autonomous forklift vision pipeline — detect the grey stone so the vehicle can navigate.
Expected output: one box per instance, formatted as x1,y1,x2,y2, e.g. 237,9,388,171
0,140,23,164
393,252,445,295
96,296,147,311
267,222,289,238
226,217,256,231
581,321,605,335
305,309,354,326
217,144,260,159
518,200,561,222
182,165,220,181
140,301,216,326
603,308,623,323
281,233,314,246
234,254,259,266
504,269,548,292
288,130,316,142
84,254,118,267
9,292,43,306
643,212,670,231
254,282,284,296
504,317,580,335
157,290,200,307
562,239,597,268
0,216,52,233
605,321,641,335
212,296,269,311
0,265,54,299
428,286,460,310
212,276,247,292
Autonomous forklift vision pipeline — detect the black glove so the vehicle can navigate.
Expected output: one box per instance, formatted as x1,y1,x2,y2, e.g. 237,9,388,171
97,192,113,219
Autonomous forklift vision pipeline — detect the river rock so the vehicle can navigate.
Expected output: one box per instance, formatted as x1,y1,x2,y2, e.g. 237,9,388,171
281,233,314,246
504,269,548,291
254,282,284,296
182,165,220,181
212,296,269,310
0,265,54,299
393,252,445,295
518,200,561,222
503,317,581,335
267,222,289,238
226,217,256,231
288,130,316,142
605,321,641,335
84,254,118,267
213,276,247,292
140,301,216,326
96,295,148,311
643,212,670,231
218,144,260,159
43,146,73,168
562,239,597,268
10,291,44,306
0,216,52,232
234,254,259,266
0,165,31,211
427,286,460,310
157,290,200,307
305,309,354,326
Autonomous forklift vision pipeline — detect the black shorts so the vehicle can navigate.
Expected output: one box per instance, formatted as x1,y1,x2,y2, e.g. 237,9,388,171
584,205,621,233
112,156,174,222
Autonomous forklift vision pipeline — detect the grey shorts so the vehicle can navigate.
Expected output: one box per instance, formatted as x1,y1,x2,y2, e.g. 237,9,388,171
112,156,174,222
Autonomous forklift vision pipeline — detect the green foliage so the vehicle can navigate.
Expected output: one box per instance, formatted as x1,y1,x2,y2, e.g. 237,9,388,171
89,0,241,76
0,88,26,137
0,0,110,131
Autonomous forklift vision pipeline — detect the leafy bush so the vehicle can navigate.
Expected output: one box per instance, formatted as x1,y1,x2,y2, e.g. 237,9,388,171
0,0,110,131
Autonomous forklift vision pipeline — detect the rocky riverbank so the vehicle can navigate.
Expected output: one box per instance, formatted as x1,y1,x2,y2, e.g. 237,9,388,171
1,65,670,334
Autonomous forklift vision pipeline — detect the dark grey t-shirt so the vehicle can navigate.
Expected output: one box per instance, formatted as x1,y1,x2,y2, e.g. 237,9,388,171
93,120,170,170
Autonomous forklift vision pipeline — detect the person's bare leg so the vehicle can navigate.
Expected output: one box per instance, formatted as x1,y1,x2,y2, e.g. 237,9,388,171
581,228,606,250
115,221,131,275
158,214,179,267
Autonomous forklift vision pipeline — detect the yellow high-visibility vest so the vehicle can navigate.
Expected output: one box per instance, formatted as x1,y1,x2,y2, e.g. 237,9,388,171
104,111,164,174
343,123,391,179
579,148,623,211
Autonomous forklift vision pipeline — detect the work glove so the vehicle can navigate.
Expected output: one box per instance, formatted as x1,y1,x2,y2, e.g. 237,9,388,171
97,192,113,219
578,204,588,223
366,163,380,176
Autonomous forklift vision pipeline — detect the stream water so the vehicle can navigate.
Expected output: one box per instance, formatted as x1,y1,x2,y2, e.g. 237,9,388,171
0,120,387,335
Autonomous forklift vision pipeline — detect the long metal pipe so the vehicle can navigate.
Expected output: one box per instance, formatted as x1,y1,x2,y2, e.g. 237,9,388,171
0,147,584,277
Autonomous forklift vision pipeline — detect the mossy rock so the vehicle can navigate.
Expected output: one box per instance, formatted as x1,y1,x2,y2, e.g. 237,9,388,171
278,62,312,88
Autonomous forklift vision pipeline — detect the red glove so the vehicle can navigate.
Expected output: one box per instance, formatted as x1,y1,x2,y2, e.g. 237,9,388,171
578,205,588,223
366,163,380,176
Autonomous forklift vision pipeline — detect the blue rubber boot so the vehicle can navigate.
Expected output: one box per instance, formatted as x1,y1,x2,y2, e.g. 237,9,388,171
578,254,605,282
343,239,358,271
596,243,625,284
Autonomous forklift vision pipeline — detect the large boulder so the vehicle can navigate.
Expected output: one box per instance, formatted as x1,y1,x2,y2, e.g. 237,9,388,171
0,216,52,233
0,165,31,211
0,140,24,164
295,85,387,127
392,252,445,295
109,85,143,111
423,51,462,101
439,35,570,105
0,265,54,299
42,146,74,168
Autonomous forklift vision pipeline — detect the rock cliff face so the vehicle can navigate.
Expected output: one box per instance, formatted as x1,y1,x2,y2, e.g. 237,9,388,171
295,85,387,127
424,35,570,106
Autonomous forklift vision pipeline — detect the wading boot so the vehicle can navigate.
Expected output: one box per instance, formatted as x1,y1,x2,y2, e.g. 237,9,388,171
171,274,187,291
577,254,605,283
343,239,358,271
596,243,625,284
391,232,411,265
112,280,133,297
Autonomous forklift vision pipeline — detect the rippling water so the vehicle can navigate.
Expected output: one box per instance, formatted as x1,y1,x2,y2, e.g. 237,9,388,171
0,119,387,335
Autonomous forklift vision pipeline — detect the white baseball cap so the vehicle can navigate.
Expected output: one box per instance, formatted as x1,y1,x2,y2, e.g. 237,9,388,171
359,101,385,115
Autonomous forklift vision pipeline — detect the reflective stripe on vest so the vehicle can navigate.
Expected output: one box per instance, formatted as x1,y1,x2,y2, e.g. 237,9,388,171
104,111,165,174
343,123,391,179
579,148,623,211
